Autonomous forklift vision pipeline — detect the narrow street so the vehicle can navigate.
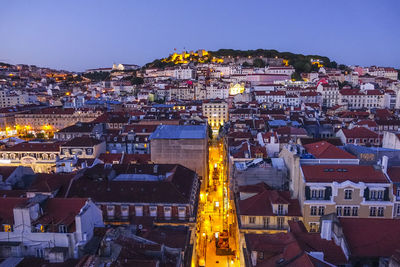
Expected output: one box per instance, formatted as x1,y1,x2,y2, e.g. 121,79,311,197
194,138,240,267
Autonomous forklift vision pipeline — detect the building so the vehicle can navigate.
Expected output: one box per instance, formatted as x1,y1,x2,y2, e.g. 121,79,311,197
317,82,339,108
237,183,302,233
0,196,103,261
60,137,106,159
320,214,400,266
0,142,62,172
0,90,28,108
256,131,279,157
173,66,195,80
382,131,400,150
242,220,347,267
15,108,103,131
202,100,229,129
336,127,381,146
64,163,200,226
112,63,140,71
339,88,384,109
54,122,103,141
150,125,208,179
300,164,393,232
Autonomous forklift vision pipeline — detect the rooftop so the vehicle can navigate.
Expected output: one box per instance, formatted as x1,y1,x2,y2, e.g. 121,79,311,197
301,164,388,183
149,125,206,140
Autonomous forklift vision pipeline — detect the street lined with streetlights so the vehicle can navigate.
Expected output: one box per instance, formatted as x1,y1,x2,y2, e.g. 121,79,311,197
194,138,239,267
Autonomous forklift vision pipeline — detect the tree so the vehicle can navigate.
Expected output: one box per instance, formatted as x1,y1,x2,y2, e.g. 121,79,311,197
207,125,213,140
83,71,109,81
131,77,144,85
253,58,266,68
397,69,400,80
330,61,338,69
291,72,302,81
338,64,347,70
242,61,251,67
36,132,45,139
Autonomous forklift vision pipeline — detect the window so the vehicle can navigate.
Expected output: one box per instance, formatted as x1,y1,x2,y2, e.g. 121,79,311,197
36,248,44,258
344,190,352,200
370,207,377,217
135,206,143,217
3,224,12,232
164,206,172,219
59,224,67,233
311,189,324,200
149,206,157,217
258,251,264,260
371,190,383,200
336,207,342,216
343,207,351,216
107,205,115,218
263,217,269,228
318,206,325,216
277,204,284,215
121,205,129,218
277,217,285,229
309,223,319,233
378,207,384,217
352,207,358,216
397,188,400,197
178,207,186,220
310,206,317,216
249,217,256,224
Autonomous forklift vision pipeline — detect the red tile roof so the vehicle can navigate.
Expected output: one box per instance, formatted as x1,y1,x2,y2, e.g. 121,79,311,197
62,137,103,147
303,141,356,159
388,167,400,183
341,127,379,138
239,189,301,216
340,218,400,258
276,126,307,136
301,165,388,183
122,154,151,164
35,198,88,231
65,164,197,204
98,153,123,164
3,142,63,152
0,197,27,224
245,220,347,266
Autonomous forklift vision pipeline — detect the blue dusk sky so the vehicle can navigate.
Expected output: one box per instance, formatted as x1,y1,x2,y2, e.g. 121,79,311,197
0,0,399,71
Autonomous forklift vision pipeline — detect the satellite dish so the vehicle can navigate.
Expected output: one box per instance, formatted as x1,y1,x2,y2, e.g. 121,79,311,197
138,224,143,230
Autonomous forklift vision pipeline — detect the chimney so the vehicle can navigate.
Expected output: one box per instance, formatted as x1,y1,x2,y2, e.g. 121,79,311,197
251,251,257,266
382,155,388,174
320,219,332,240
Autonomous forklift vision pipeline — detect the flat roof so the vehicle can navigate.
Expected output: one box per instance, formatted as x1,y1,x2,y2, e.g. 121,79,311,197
149,125,207,140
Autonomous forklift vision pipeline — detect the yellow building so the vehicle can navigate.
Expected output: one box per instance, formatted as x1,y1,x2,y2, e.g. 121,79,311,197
202,100,229,129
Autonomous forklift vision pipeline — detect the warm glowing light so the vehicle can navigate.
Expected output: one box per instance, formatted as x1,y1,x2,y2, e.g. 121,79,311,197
229,83,245,95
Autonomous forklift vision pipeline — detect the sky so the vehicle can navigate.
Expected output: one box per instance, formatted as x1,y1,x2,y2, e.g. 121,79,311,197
0,0,399,71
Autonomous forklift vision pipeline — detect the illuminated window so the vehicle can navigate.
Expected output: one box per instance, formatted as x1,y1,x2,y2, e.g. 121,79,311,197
149,206,157,217
135,206,143,217
164,206,172,219
121,205,129,218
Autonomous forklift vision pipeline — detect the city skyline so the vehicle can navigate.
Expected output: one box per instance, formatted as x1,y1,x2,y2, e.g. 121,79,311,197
1,0,400,71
